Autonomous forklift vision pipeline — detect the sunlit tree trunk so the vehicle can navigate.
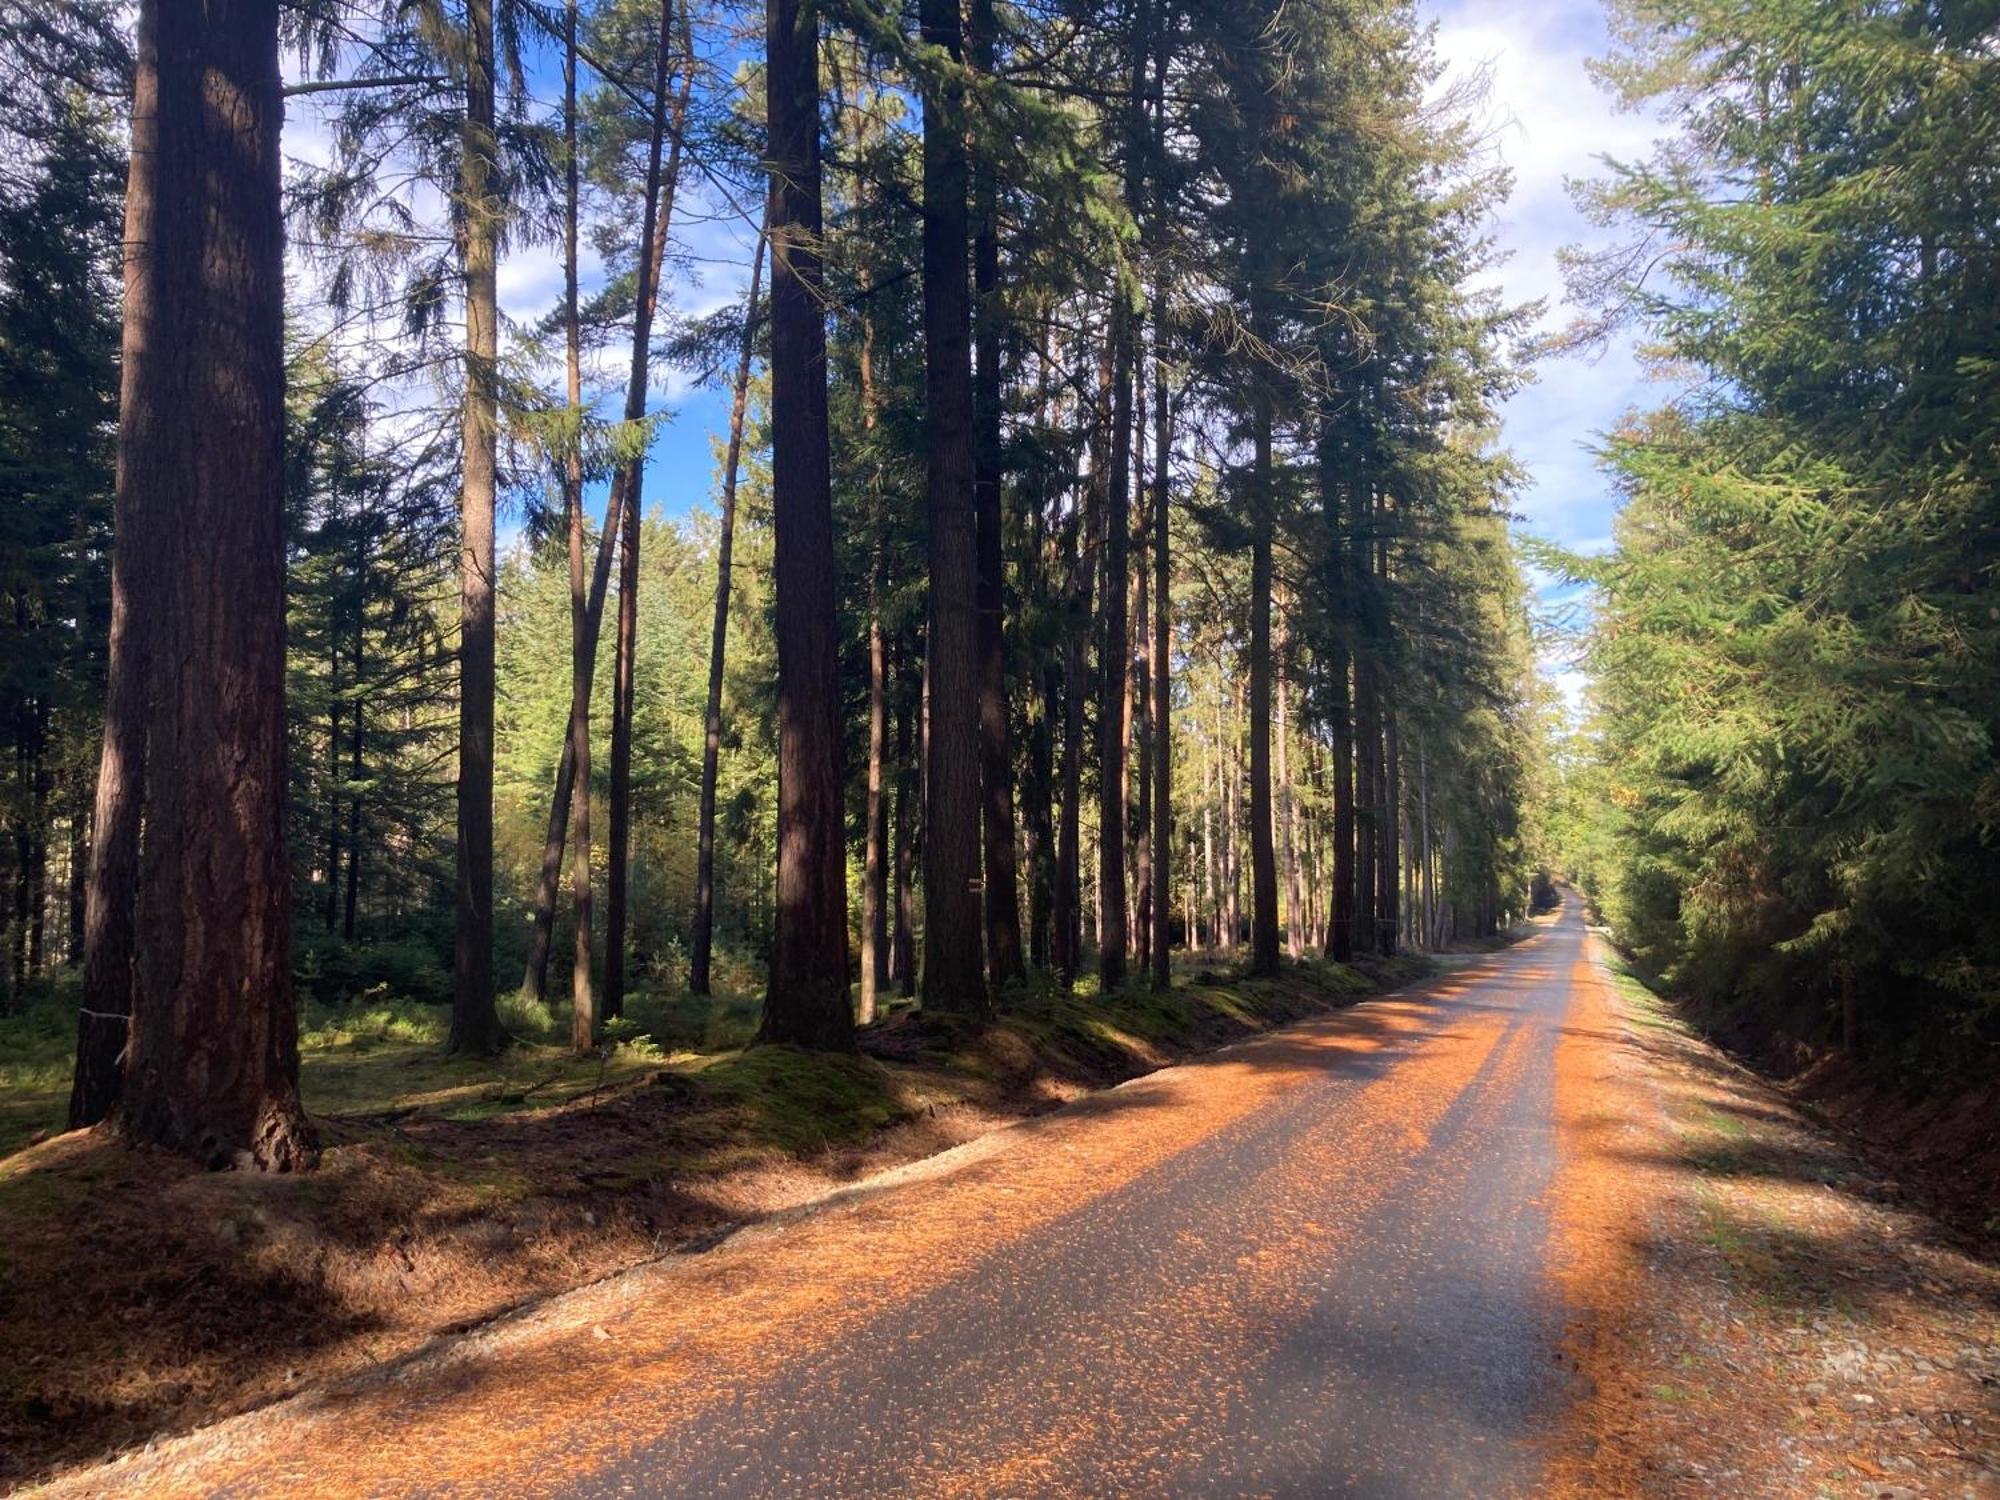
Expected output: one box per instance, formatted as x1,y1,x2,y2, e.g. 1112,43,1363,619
690,222,767,998
761,0,852,1046
918,0,987,1015
450,0,504,1055
113,0,316,1167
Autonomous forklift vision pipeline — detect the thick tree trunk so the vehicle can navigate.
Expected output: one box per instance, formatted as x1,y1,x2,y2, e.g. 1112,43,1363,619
969,0,1023,989
762,0,853,1047
521,0,687,1005
919,0,988,1015
449,0,503,1055
113,0,315,1168
690,223,767,998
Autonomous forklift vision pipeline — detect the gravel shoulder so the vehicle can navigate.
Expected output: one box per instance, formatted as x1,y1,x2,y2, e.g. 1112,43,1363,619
1548,933,2000,1499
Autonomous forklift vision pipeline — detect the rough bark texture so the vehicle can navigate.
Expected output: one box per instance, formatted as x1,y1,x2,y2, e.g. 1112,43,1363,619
919,0,989,1015
450,0,503,1055
970,0,1023,989
690,223,765,998
113,0,316,1168
762,0,853,1047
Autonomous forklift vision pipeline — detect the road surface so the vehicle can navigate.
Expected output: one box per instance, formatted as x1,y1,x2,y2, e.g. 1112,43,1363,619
119,908,1595,1499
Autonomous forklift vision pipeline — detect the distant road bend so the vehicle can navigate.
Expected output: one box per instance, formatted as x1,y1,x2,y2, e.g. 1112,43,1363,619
112,908,1598,1498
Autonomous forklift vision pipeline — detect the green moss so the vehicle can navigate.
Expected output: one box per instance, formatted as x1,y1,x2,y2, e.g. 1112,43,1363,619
695,1046,910,1154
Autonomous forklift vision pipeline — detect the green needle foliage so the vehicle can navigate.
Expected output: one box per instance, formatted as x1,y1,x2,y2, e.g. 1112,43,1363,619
1560,0,2000,1077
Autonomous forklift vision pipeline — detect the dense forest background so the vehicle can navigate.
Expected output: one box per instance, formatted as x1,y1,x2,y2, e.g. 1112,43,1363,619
2,0,1994,1171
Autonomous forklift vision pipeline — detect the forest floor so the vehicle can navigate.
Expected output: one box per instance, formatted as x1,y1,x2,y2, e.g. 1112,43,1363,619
1548,938,2000,1498
0,948,1430,1491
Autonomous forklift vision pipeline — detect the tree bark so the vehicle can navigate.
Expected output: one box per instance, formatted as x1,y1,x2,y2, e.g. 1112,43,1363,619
562,0,596,1054
344,624,362,941
893,689,917,998
762,0,853,1047
1131,380,1152,981
919,0,988,1015
450,0,503,1055
1054,345,1107,986
690,222,767,998
969,0,1023,989
1247,388,1279,978
114,0,316,1168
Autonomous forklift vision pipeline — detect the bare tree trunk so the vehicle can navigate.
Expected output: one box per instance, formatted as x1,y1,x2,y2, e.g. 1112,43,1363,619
521,0,688,1005
969,0,1022,989
917,0,987,1015
1278,614,1303,961
325,646,341,932
1247,383,1279,977
114,0,315,1167
561,0,596,1054
893,689,917,998
690,223,768,997
762,0,853,1046
858,348,887,1021
344,626,362,941
449,0,504,1055
1055,346,1108,987
1131,393,1152,980
1201,723,1216,955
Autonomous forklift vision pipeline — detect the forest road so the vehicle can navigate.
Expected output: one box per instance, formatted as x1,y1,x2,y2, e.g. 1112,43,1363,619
108,910,1595,1500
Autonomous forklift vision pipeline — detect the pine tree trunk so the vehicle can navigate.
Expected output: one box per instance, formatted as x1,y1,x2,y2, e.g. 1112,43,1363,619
969,0,1023,989
521,0,687,1005
1322,433,1355,963
1149,395,1172,985
1055,348,1107,987
1132,407,1152,980
1381,686,1400,958
325,647,341,932
691,223,767,998
1278,614,1303,961
893,690,917,998
918,0,988,1015
344,627,362,941
562,0,596,1054
1247,390,1279,978
114,0,315,1168
449,0,503,1055
762,0,853,1047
